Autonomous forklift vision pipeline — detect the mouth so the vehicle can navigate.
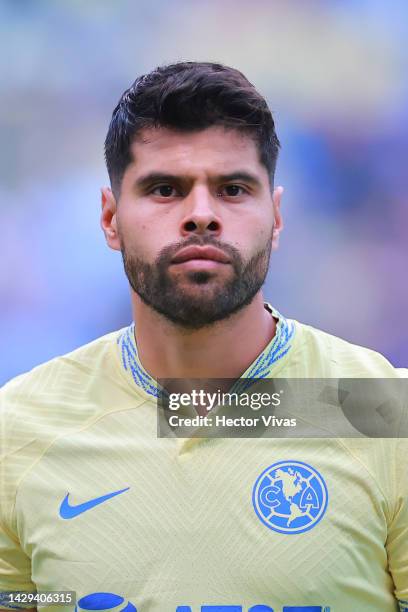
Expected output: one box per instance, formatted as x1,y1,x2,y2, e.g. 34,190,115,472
171,245,230,265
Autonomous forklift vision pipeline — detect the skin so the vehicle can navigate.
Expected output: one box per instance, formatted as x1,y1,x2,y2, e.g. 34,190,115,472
101,125,283,388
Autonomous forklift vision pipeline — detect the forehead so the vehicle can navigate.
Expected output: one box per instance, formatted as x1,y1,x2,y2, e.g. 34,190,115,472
128,125,266,177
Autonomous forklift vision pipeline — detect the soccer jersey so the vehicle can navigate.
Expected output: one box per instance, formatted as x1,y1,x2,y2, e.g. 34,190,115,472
0,304,407,612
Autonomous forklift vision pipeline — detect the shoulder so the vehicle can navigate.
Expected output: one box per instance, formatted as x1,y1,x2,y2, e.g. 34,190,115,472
1,328,123,401
0,328,136,528
292,318,402,377
0,327,135,441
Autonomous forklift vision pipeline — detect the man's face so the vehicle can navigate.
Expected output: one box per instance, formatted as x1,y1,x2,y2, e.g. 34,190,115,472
101,126,283,329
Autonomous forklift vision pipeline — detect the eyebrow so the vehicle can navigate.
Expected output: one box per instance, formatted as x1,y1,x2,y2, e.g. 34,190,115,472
133,171,263,191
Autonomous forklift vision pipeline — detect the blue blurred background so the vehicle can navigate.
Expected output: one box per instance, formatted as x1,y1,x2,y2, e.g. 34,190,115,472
1,0,407,385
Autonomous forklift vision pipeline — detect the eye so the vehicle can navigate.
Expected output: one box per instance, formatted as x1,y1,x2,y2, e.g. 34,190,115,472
218,184,248,198
151,184,179,198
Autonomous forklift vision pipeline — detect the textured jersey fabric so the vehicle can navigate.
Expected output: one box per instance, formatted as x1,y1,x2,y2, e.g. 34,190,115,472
0,304,407,611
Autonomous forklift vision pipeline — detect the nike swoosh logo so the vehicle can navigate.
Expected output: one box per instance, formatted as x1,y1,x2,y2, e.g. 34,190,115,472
59,487,130,519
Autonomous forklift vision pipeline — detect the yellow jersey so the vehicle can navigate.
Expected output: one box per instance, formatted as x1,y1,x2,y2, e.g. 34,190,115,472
1,304,407,612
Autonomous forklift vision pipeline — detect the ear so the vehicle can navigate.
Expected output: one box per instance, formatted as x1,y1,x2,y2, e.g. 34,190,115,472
271,185,284,251
101,187,121,251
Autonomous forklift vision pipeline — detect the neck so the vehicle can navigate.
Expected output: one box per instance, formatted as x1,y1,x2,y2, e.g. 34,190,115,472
130,292,277,381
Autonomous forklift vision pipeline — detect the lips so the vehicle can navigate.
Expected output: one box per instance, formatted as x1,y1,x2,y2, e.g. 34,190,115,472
171,245,230,264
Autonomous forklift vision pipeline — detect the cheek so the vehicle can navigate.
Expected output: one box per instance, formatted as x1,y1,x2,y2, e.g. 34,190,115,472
121,202,171,240
255,222,272,238
121,218,168,263
243,215,274,245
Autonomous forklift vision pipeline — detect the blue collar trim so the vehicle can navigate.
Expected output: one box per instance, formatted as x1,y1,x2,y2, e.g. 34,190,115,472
117,305,295,398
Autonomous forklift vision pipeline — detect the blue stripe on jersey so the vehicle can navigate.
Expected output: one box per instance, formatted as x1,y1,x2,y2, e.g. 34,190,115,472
117,323,159,398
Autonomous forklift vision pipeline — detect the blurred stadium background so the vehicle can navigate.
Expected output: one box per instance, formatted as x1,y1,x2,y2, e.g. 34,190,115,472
1,0,407,385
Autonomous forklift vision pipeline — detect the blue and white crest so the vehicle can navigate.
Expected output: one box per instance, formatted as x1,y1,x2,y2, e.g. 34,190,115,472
252,460,328,534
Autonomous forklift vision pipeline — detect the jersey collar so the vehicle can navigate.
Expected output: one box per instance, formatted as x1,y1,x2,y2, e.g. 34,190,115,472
117,303,295,399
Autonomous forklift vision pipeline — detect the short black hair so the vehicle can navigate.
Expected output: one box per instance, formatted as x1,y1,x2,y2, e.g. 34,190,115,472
104,61,280,197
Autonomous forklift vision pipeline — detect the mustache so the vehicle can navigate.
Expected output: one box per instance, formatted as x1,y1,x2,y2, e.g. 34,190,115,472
157,236,242,266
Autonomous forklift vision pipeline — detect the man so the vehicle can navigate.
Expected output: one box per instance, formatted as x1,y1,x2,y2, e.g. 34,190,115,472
0,61,407,612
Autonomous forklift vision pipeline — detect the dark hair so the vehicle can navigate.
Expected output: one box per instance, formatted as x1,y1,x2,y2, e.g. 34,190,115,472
104,61,280,197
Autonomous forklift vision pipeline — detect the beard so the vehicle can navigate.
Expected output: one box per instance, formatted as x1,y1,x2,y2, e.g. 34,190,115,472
120,234,272,330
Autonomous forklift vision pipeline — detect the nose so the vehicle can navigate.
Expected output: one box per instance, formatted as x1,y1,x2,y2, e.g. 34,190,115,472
179,186,222,237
